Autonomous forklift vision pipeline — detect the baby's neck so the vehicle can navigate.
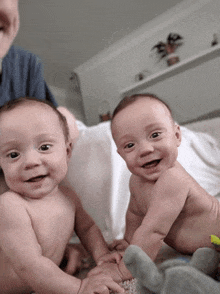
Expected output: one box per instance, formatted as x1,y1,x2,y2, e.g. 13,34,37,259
9,185,61,201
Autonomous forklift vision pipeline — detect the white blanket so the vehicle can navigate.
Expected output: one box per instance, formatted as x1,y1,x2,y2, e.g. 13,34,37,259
66,118,220,242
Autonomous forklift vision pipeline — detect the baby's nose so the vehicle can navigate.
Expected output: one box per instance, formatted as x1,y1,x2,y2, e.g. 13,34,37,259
24,150,41,170
139,141,154,157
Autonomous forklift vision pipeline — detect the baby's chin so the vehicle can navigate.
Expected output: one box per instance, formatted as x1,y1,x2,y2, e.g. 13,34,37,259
133,168,162,182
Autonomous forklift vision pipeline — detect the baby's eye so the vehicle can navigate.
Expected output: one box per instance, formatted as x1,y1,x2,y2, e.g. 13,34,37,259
125,143,134,149
151,132,160,139
8,152,19,159
39,144,51,151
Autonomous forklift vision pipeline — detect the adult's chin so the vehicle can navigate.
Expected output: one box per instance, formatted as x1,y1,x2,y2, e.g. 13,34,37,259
0,40,11,59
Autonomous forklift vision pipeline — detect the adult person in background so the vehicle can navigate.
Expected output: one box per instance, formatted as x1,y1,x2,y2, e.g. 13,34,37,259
0,0,79,193
0,0,78,140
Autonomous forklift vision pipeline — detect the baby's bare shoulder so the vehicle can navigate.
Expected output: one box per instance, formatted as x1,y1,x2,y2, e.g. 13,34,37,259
156,163,191,196
59,184,80,205
0,192,31,231
161,162,189,182
0,191,24,208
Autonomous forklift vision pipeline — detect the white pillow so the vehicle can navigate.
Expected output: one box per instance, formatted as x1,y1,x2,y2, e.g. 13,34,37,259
178,126,220,196
66,121,130,242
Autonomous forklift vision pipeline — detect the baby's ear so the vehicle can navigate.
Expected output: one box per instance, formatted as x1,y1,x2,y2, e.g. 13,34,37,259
66,141,73,161
70,119,79,144
57,106,79,144
117,148,123,158
174,123,182,146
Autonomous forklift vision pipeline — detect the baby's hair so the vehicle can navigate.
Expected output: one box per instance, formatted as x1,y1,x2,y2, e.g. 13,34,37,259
0,97,69,142
112,93,173,121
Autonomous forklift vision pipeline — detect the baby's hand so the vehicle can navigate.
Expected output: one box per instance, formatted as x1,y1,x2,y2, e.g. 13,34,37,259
109,239,129,251
97,251,122,266
88,262,123,283
78,273,124,294
60,243,90,275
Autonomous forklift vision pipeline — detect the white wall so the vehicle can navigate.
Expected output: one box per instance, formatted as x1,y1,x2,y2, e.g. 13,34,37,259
15,0,185,124
75,0,220,125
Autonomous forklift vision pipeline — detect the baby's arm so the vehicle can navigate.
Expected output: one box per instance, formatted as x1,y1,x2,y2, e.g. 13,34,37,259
0,192,123,294
92,209,141,281
109,191,143,252
130,168,188,260
103,193,145,281
107,169,189,280
61,186,121,265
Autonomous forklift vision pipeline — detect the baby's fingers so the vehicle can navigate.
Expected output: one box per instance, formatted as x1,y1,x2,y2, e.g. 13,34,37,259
110,252,122,264
79,274,124,294
104,278,124,293
109,239,129,251
97,252,122,266
109,240,119,251
107,284,124,293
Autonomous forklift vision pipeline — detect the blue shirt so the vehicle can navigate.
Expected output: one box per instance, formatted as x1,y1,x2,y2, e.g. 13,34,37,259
0,45,57,106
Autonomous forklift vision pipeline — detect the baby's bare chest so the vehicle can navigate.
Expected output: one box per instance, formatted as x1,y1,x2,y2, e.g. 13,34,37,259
131,183,153,216
27,196,75,259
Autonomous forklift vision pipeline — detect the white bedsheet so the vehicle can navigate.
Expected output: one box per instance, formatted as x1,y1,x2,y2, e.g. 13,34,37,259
66,118,220,242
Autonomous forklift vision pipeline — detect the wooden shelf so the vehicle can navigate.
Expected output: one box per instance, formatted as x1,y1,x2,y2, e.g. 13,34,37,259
120,45,220,97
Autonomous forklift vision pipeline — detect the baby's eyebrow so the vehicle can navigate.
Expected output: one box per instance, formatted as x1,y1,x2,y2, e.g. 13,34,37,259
0,143,19,155
118,135,134,146
35,133,58,141
0,139,19,149
144,123,166,130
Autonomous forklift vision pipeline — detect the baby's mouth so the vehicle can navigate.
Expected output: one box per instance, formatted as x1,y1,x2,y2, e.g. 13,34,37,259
26,175,47,182
142,159,161,169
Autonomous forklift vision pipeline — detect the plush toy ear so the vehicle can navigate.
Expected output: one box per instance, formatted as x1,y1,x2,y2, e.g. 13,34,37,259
123,245,163,294
189,247,220,276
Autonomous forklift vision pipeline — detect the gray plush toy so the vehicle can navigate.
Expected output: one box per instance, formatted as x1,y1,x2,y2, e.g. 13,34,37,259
123,245,220,294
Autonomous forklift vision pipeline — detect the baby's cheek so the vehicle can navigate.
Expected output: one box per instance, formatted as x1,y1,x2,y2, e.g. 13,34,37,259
3,167,14,181
0,170,9,194
51,157,68,177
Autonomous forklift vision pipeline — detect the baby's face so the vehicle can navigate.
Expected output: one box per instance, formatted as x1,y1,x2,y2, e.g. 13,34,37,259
0,0,19,58
112,98,181,182
0,103,72,198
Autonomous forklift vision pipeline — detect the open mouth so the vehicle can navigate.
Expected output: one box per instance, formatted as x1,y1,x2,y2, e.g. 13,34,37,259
142,159,161,169
26,175,47,183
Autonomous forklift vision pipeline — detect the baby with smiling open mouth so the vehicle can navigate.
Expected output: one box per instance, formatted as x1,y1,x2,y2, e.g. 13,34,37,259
94,93,220,282
0,97,124,294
